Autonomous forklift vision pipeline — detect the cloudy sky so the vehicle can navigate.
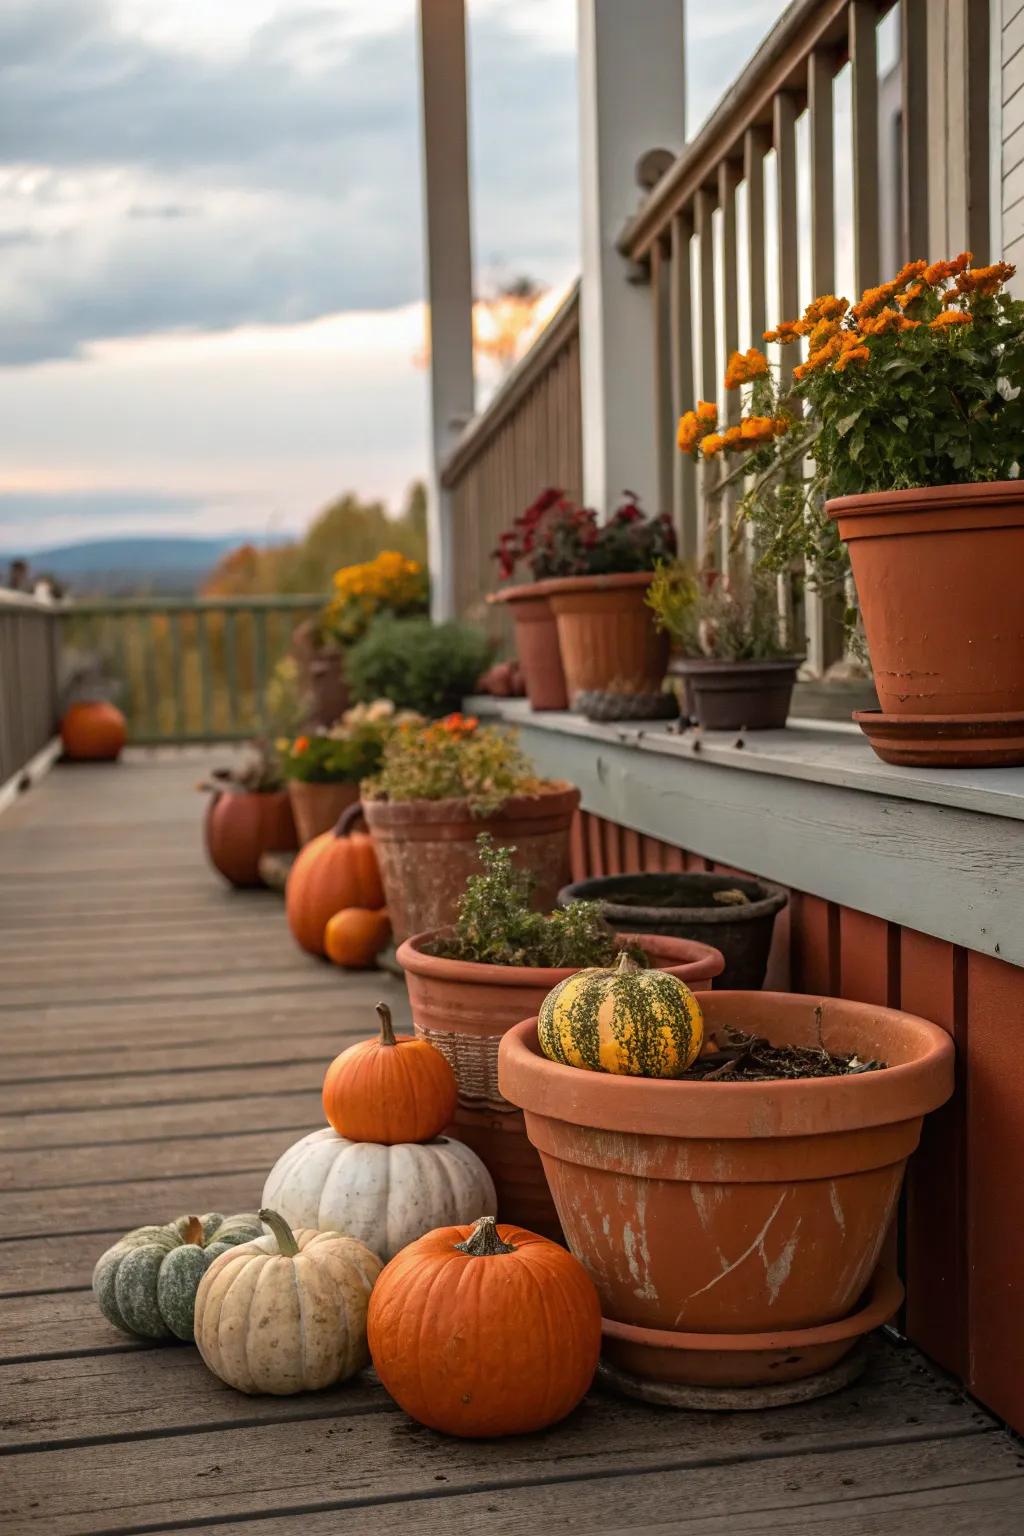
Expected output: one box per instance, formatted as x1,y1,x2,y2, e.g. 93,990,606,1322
0,0,788,553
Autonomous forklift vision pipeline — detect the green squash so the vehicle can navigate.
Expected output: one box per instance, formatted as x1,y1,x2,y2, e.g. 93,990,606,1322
93,1212,264,1341
538,951,704,1078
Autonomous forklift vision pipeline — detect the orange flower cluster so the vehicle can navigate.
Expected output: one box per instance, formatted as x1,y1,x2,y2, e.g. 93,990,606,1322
677,400,718,453
793,330,865,381
834,344,870,372
293,735,310,754
763,319,803,345
724,347,769,389
953,261,1016,298
929,309,973,329
438,712,479,736
858,306,919,337
923,252,972,285
701,415,788,457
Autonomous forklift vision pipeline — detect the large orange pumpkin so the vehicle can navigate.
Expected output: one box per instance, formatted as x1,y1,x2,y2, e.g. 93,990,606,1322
322,1001,456,1144
61,701,127,761
367,1216,601,1437
324,907,391,969
285,805,384,956
205,790,298,889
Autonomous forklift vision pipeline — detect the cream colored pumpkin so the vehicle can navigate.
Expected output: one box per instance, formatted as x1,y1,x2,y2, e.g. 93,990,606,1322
193,1209,381,1395
262,1128,496,1261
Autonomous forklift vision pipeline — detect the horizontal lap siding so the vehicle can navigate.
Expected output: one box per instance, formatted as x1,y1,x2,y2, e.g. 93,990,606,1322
569,806,1024,1433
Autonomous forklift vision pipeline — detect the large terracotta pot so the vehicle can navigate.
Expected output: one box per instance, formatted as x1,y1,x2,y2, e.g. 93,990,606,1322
287,780,359,845
61,701,127,761
544,572,669,706
829,481,1024,766
499,992,953,1390
361,783,580,946
396,930,725,1238
488,583,568,711
204,789,298,888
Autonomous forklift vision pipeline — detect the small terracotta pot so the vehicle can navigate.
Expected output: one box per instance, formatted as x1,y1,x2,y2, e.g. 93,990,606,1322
287,780,359,845
499,992,953,1388
488,583,568,711
204,789,298,888
544,572,669,705
396,930,725,1238
829,481,1024,765
674,657,802,731
361,783,581,946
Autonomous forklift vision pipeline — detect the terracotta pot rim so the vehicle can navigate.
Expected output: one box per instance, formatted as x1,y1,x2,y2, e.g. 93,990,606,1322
541,571,657,596
600,1266,903,1352
361,782,580,826
487,580,563,605
499,994,955,1138
826,478,1024,521
287,775,363,788
557,874,788,928
397,928,725,988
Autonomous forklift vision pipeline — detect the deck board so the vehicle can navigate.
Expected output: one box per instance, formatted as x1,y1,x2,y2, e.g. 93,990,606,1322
0,755,1021,1536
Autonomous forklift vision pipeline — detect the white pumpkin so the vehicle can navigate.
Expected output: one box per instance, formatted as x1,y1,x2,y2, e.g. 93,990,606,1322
194,1209,381,1395
262,1129,497,1260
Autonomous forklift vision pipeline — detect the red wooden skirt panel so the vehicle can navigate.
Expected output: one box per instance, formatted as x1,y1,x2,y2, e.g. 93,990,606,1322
568,809,1024,1434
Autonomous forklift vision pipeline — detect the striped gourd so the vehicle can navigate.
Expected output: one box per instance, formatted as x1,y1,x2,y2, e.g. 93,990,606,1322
537,952,703,1078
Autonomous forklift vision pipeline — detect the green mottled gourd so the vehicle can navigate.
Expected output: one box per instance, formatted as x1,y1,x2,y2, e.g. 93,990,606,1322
92,1212,264,1341
538,950,704,1077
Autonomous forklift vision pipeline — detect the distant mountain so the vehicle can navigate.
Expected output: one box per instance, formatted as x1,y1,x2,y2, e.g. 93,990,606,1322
4,536,263,596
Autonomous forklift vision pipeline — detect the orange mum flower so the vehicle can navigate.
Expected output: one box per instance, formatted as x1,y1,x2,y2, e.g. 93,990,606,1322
801,294,849,326
697,399,718,422
852,280,901,320
955,261,1016,297
740,415,788,445
929,309,973,328
764,320,803,345
700,432,726,457
897,282,925,309
724,347,769,389
859,306,919,336
923,252,972,285
807,318,841,351
834,345,870,372
293,736,310,754
893,259,928,287
677,401,718,454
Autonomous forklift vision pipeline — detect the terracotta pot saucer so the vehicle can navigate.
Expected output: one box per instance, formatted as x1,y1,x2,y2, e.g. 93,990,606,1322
599,1266,903,1395
854,708,1024,768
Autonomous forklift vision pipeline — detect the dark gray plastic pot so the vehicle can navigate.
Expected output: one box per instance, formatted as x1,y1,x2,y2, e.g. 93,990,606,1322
557,871,788,990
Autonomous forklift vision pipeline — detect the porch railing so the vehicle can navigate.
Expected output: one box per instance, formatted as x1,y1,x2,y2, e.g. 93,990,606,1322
61,595,323,745
0,592,60,787
441,283,582,642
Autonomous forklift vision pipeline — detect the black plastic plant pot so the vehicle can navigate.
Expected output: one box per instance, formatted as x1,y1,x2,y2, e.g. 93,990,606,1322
557,871,788,990
673,657,802,731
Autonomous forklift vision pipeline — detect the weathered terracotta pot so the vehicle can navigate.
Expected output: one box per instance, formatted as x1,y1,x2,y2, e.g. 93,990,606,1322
361,783,580,946
499,992,953,1388
204,789,298,888
396,930,725,1238
60,701,127,761
487,583,568,711
829,481,1024,766
287,780,359,845
544,572,669,705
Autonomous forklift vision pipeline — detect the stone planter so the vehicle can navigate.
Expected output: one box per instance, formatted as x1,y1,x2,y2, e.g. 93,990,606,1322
674,657,802,731
204,787,298,889
499,991,953,1395
544,573,669,706
558,871,787,990
829,480,1024,766
287,780,359,845
361,783,580,946
395,930,725,1238
488,582,568,711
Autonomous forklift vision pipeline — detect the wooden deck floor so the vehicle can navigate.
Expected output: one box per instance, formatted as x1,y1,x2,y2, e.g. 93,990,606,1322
1,753,1022,1535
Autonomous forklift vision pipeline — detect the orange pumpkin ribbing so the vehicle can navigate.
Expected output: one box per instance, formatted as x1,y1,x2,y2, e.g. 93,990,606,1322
286,819,384,956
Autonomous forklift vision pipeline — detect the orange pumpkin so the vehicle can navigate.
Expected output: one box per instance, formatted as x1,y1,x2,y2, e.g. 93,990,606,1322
61,701,127,761
322,1001,456,1143
205,790,298,889
368,1216,601,1437
324,907,391,968
286,805,384,957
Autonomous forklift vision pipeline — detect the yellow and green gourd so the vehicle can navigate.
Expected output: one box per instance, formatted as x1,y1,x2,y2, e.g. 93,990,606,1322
538,951,704,1077
93,1212,264,1341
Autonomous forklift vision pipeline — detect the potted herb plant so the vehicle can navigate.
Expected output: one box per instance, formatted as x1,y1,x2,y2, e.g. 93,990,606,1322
278,700,419,844
500,990,953,1399
678,255,1024,766
199,743,297,888
360,714,580,944
646,561,803,731
491,490,677,710
397,836,724,1236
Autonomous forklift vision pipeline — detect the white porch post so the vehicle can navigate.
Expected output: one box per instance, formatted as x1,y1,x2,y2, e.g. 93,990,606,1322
417,0,475,620
577,0,686,517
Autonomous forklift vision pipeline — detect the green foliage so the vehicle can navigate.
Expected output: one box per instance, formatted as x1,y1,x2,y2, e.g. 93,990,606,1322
429,835,624,968
346,615,493,717
277,701,419,784
647,561,793,660
363,715,542,815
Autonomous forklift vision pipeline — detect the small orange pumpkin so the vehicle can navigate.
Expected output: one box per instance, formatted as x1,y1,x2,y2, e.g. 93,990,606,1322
61,701,127,761
322,1001,456,1144
368,1216,601,1437
324,907,391,969
286,805,384,957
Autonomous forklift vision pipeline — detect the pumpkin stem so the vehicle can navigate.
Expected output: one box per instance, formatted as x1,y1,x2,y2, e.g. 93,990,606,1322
376,1001,397,1047
454,1216,516,1257
614,951,641,975
181,1216,204,1247
259,1208,300,1258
